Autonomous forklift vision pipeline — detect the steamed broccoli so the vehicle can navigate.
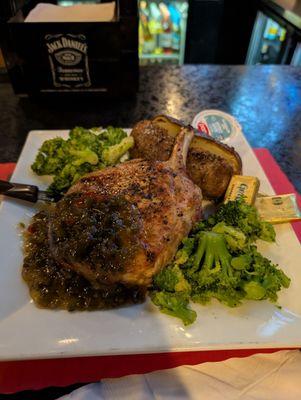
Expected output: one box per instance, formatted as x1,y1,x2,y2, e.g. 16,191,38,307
259,221,276,242
151,292,196,326
243,281,266,300
173,237,195,266
248,246,290,302
150,264,193,325
192,232,231,277
102,136,134,165
31,126,133,198
207,198,276,243
212,222,247,251
231,254,252,270
69,148,99,166
187,233,290,307
153,265,191,293
31,137,68,175
150,200,290,325
99,126,128,146
47,162,96,197
188,231,242,307
69,127,103,156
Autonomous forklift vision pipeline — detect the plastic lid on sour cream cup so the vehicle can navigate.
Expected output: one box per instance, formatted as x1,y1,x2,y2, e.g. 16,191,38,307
192,109,241,142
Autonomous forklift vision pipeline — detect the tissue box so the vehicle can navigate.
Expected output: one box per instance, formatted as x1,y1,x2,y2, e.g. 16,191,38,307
0,0,138,97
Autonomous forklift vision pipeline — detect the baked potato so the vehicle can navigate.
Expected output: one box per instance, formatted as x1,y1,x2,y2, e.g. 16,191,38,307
130,115,242,200
152,115,242,175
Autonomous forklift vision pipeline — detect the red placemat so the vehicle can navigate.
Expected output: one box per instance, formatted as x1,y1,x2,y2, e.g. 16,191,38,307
0,149,300,394
0,163,16,181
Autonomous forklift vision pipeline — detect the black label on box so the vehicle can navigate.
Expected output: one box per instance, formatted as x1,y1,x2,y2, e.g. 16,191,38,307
45,34,91,89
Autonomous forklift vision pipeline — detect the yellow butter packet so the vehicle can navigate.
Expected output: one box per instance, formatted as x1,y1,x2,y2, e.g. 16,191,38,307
255,194,301,224
224,175,260,205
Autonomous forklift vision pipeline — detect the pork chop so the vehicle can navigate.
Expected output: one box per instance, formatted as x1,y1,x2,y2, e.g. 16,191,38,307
48,128,202,289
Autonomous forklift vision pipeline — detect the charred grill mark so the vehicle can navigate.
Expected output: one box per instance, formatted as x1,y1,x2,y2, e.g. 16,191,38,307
146,251,156,262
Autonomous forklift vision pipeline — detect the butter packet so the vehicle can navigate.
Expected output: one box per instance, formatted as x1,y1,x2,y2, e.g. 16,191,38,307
224,175,260,205
255,194,301,224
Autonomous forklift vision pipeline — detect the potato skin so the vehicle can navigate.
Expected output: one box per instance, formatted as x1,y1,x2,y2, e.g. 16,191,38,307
187,149,233,199
130,118,242,200
130,120,175,162
153,115,242,175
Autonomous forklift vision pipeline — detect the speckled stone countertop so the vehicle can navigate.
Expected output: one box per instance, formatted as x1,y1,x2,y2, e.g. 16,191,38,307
0,65,300,192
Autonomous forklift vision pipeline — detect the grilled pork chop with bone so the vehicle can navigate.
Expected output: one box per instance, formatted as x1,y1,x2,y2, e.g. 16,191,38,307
48,128,202,292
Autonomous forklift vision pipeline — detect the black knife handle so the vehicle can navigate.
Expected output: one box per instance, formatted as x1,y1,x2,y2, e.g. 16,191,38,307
0,180,38,203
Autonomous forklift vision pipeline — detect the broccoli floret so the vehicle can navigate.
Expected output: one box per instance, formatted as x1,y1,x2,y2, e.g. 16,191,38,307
189,233,246,308
183,230,290,308
186,232,242,306
174,237,196,266
212,221,247,251
192,221,208,233
150,264,193,325
153,265,190,293
102,136,134,165
69,127,101,150
31,137,67,175
243,281,266,300
151,291,196,326
248,246,291,302
231,254,252,270
259,221,276,242
192,231,233,277
46,162,100,198
69,148,99,166
192,286,244,307
100,126,127,146
207,199,275,244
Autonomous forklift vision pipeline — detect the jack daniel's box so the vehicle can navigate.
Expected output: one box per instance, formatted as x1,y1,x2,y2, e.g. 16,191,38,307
0,0,138,97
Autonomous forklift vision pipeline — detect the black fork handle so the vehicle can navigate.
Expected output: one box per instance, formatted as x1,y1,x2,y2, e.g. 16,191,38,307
0,180,38,203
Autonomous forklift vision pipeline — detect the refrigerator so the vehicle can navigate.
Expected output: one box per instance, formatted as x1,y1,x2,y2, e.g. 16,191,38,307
291,42,301,65
245,11,292,64
245,2,301,66
138,0,188,65
139,0,226,65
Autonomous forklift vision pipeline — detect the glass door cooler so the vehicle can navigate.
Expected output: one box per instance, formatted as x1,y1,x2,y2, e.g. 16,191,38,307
291,42,301,65
139,0,188,65
246,11,291,64
245,1,301,65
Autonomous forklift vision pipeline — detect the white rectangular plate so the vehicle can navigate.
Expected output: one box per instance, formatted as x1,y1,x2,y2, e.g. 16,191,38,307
0,129,300,361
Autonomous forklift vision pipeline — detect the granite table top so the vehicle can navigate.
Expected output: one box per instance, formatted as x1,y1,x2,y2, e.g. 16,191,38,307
0,65,300,192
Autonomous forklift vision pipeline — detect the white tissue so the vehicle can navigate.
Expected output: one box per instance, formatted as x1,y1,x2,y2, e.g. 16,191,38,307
25,2,115,23
59,350,301,400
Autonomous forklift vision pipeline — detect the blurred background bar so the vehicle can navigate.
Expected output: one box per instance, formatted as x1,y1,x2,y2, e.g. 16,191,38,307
2,0,301,67
1,0,301,94
137,0,301,65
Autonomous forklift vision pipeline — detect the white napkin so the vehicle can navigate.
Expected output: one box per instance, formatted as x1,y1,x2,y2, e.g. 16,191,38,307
25,3,115,23
59,350,301,400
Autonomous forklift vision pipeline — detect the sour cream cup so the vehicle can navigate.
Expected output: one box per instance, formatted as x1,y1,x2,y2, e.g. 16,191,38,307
192,109,242,143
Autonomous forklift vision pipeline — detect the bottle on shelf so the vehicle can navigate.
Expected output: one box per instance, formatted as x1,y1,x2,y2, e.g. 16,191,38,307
158,2,173,54
168,2,181,52
139,0,156,55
